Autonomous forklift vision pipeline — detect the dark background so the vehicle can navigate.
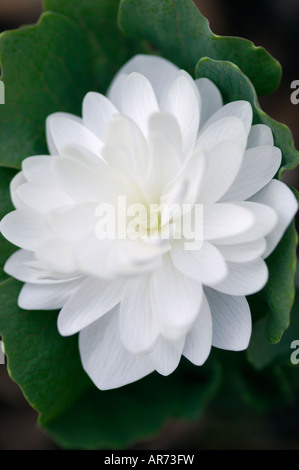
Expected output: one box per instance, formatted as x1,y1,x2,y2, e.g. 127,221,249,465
0,0,298,450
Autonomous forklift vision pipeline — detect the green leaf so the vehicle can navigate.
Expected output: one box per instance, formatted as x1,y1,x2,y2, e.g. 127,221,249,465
0,12,90,169
0,278,221,449
118,0,281,96
44,0,141,93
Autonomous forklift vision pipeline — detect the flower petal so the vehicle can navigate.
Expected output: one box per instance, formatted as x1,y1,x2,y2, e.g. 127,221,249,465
203,203,254,241
171,240,228,286
16,181,73,214
161,73,200,156
22,156,54,183
79,306,155,390
211,258,268,296
195,77,223,128
215,238,267,263
220,145,282,202
148,335,185,376
197,140,244,203
18,277,83,310
200,100,253,137
151,256,203,340
249,179,298,258
247,124,274,148
0,209,51,251
10,172,28,210
120,275,160,353
205,288,252,351
107,54,179,104
197,116,247,152
46,113,103,155
214,201,278,245
183,293,212,365
121,72,159,137
82,92,119,140
58,276,124,336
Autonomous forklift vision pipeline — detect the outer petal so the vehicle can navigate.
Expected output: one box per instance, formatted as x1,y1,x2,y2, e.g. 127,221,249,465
107,54,179,104
215,238,267,263
9,172,28,210
151,256,203,340
16,181,73,214
211,258,268,296
79,306,155,390
205,288,252,351
202,203,254,241
197,140,244,203
148,335,185,376
18,277,83,310
196,116,247,152
246,124,274,148
200,100,253,137
171,240,228,286
46,113,103,155
220,145,281,202
82,92,119,140
161,73,200,156
0,209,51,251
249,179,298,258
58,276,124,336
121,72,159,137
183,293,212,365
119,275,160,353
195,77,223,128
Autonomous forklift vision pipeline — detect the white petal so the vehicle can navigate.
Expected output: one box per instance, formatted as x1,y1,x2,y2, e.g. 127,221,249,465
103,114,149,184
4,249,45,283
18,277,83,310
145,131,181,200
58,276,124,336
120,276,160,353
200,100,253,137
171,240,228,286
151,256,203,340
82,92,119,141
250,179,298,258
247,124,274,148
211,258,268,295
75,234,167,280
121,72,159,136
183,293,212,365
161,73,200,156
203,203,254,241
47,202,98,242
0,209,51,251
46,113,103,155
215,238,267,263
148,335,185,376
205,288,252,351
195,78,223,128
214,201,278,245
107,54,179,104
22,156,54,183
197,116,247,152
35,239,78,274
197,140,244,203
52,155,122,205
148,112,183,159
10,172,28,210
79,306,155,390
220,146,282,202
16,181,73,213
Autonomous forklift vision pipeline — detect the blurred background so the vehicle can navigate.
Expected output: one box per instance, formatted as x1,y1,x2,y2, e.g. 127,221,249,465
0,0,298,450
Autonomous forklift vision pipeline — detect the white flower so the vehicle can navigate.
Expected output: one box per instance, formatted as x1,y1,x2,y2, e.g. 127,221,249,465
1,54,298,390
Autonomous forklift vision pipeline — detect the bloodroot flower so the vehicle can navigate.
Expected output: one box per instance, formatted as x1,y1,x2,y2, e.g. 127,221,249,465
1,55,297,390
